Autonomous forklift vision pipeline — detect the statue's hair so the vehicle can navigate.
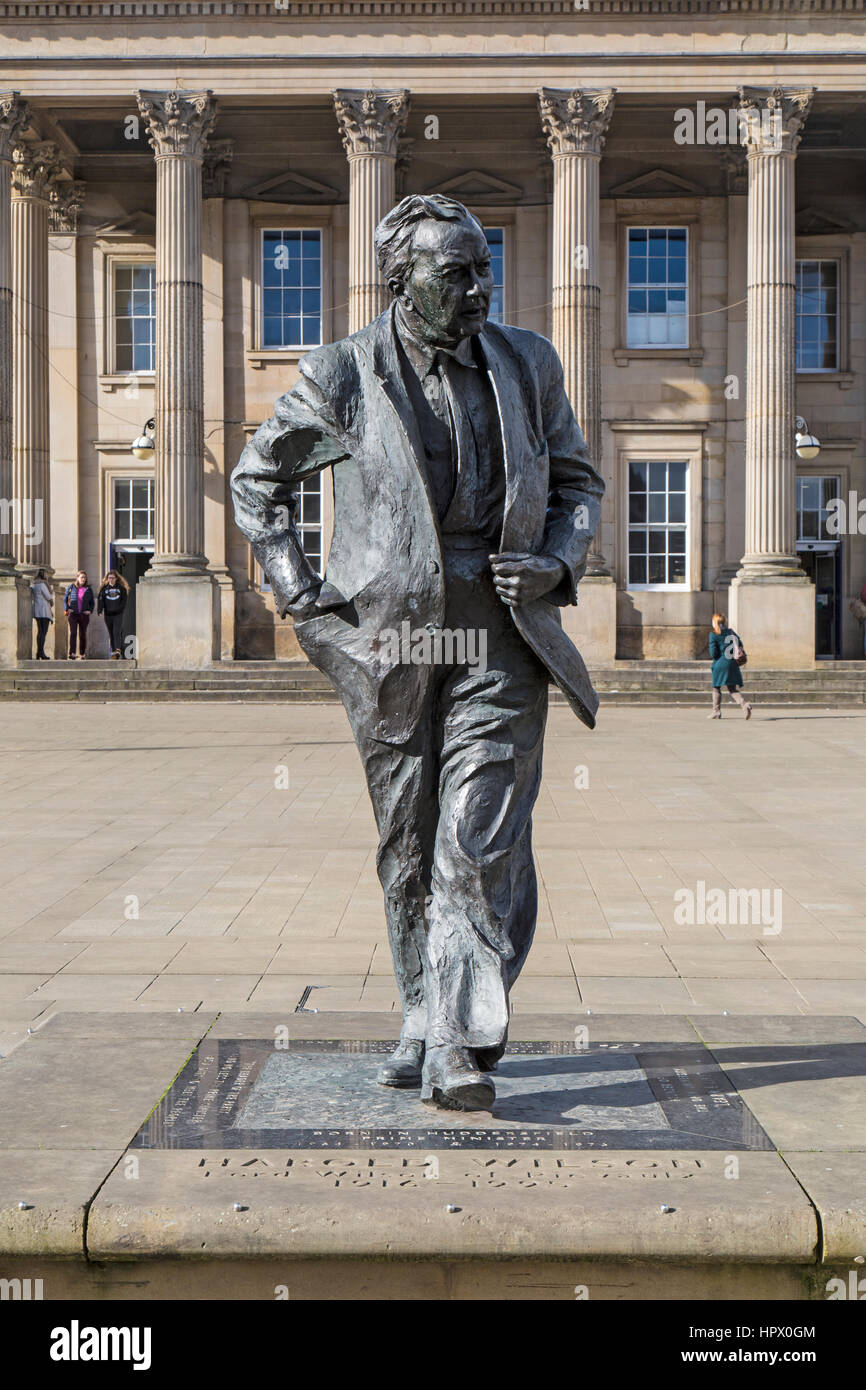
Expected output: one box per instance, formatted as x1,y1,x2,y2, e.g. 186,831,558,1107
374,194,485,289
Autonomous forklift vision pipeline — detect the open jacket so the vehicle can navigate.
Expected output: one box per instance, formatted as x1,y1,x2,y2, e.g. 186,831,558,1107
231,304,605,740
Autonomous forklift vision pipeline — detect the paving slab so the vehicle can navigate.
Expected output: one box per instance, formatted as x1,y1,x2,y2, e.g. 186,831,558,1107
782,1153,866,1264
0,1150,121,1256
690,1015,866,1045
32,1011,219,1042
705,1041,866,1152
0,1034,210,1150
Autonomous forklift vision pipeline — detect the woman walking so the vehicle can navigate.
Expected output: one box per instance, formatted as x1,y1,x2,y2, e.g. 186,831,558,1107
97,570,129,659
709,613,752,719
64,569,95,660
30,569,53,659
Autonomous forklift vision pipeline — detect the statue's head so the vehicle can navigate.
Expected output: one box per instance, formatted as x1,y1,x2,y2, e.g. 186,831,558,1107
375,194,494,346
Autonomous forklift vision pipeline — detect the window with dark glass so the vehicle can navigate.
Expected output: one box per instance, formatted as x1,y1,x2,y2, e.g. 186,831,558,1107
262,229,322,349
796,475,840,542
796,260,838,371
483,226,505,324
628,460,688,586
627,228,688,348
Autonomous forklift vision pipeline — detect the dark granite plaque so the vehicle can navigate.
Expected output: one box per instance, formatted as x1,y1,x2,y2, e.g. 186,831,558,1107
131,1040,774,1151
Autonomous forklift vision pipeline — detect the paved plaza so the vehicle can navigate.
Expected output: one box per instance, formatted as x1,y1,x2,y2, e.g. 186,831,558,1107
1,700,865,1056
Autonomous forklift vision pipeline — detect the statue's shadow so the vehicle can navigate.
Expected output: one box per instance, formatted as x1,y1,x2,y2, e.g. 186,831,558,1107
489,1054,659,1127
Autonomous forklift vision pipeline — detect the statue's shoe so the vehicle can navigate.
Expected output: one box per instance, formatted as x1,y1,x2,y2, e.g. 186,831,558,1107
474,1045,503,1073
377,1037,424,1088
421,1045,496,1112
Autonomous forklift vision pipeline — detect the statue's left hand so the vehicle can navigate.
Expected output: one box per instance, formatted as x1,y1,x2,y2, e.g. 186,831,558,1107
489,552,567,607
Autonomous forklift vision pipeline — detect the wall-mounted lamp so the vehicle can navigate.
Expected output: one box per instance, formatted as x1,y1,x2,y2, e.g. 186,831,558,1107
131,417,155,462
794,415,821,461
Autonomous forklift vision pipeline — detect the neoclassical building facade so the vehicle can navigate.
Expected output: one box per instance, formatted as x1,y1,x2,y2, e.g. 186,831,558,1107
0,1,864,667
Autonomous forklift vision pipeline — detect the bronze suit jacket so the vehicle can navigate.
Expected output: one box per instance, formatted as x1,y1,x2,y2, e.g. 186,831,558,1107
231,303,605,740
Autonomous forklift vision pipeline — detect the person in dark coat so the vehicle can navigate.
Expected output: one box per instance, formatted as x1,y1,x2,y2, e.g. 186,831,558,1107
709,612,751,719
64,570,95,660
97,570,129,659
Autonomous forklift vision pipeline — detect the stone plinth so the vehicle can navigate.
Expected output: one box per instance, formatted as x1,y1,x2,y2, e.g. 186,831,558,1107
728,572,815,669
563,576,617,666
135,572,217,668
0,572,29,665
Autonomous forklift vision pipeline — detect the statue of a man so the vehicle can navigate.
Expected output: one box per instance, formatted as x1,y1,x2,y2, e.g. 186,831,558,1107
231,195,603,1112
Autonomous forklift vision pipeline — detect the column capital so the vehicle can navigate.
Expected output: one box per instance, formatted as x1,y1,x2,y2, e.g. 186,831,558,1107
49,178,85,234
333,89,410,158
203,138,233,198
135,90,217,160
538,88,616,158
737,86,815,155
0,91,30,163
11,141,62,200
720,147,747,195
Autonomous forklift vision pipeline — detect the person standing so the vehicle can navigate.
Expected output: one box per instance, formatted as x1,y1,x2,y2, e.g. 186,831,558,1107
30,569,53,660
64,570,95,660
97,570,129,659
709,612,752,719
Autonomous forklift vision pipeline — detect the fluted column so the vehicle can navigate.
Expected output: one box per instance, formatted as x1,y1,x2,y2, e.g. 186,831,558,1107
334,89,409,333
11,139,61,575
729,86,816,669
136,90,216,572
0,92,29,576
738,86,813,577
539,88,615,577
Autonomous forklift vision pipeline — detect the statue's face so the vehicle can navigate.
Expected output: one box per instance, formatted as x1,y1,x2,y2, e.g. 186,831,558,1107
398,219,494,344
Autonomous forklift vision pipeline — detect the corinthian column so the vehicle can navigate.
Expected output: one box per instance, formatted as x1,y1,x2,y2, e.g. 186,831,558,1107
0,93,30,664
137,90,215,571
729,87,816,669
539,88,616,664
333,89,409,332
11,139,61,576
135,90,218,668
0,92,29,578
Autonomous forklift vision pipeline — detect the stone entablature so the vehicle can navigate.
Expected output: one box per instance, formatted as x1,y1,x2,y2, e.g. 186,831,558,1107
0,0,863,13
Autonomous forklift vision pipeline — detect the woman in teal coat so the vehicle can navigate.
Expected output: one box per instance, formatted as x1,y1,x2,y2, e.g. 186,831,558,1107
709,613,752,720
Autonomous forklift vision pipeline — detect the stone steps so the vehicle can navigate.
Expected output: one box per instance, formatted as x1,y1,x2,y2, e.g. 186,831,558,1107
1,660,865,703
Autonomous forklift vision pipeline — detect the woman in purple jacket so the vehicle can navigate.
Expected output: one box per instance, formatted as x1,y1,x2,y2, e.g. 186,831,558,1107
64,570,95,660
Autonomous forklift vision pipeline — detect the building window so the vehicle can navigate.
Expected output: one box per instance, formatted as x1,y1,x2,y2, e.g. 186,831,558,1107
113,477,154,542
483,226,505,324
114,264,155,373
626,227,688,348
262,476,323,593
627,459,688,587
261,229,322,349
796,260,838,371
297,475,323,572
797,475,840,543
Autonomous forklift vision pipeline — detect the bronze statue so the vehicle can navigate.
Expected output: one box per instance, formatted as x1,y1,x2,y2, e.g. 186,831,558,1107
232,196,603,1112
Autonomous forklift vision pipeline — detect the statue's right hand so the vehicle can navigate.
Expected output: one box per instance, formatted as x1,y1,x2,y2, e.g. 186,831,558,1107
286,587,323,622
286,581,347,622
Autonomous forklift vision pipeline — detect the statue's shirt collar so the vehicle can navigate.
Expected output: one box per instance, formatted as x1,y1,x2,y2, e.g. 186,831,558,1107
394,306,479,379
